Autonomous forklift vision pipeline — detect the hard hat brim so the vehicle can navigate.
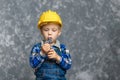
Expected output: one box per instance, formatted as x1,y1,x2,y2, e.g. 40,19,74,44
38,21,62,29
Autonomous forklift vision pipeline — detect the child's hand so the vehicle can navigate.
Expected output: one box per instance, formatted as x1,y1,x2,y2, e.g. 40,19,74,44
41,43,51,54
47,49,61,62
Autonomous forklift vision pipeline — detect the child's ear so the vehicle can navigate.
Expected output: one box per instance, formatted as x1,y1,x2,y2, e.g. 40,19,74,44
58,31,61,36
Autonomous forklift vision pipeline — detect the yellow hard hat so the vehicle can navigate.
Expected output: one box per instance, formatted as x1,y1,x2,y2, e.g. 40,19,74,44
38,10,62,29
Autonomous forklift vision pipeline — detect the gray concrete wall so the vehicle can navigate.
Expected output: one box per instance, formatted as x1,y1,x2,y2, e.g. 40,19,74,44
0,0,120,80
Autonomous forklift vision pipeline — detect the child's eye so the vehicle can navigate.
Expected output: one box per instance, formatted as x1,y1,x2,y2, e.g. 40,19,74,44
43,28,49,31
52,29,57,32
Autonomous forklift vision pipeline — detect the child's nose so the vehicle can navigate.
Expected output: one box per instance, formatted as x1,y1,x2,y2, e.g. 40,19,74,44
48,30,52,35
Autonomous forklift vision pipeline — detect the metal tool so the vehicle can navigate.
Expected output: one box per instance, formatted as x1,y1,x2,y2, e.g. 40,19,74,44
45,37,52,44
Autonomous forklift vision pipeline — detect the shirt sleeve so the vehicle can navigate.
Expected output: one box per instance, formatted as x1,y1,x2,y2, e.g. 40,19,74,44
29,43,46,68
58,49,72,70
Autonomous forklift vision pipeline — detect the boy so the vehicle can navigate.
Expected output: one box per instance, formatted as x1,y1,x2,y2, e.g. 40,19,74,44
29,10,72,80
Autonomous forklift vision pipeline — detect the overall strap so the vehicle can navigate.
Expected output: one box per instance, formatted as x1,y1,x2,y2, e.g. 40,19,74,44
60,44,66,54
38,43,41,48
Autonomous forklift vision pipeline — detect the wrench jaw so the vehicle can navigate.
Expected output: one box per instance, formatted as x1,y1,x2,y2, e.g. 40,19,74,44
45,37,52,44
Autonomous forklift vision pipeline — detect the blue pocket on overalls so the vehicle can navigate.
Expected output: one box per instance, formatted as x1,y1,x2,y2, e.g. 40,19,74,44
35,68,66,80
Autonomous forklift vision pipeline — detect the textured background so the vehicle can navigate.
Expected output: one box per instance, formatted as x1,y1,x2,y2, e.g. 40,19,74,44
0,0,120,80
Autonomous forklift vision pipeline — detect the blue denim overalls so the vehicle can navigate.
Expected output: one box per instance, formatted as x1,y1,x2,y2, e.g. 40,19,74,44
34,45,66,80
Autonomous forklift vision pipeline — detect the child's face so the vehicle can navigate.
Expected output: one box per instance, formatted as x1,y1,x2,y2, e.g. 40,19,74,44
41,23,61,43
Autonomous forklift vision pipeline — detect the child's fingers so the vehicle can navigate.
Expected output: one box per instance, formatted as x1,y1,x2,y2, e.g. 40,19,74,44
42,43,51,53
47,52,52,55
49,49,55,52
47,53,53,59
